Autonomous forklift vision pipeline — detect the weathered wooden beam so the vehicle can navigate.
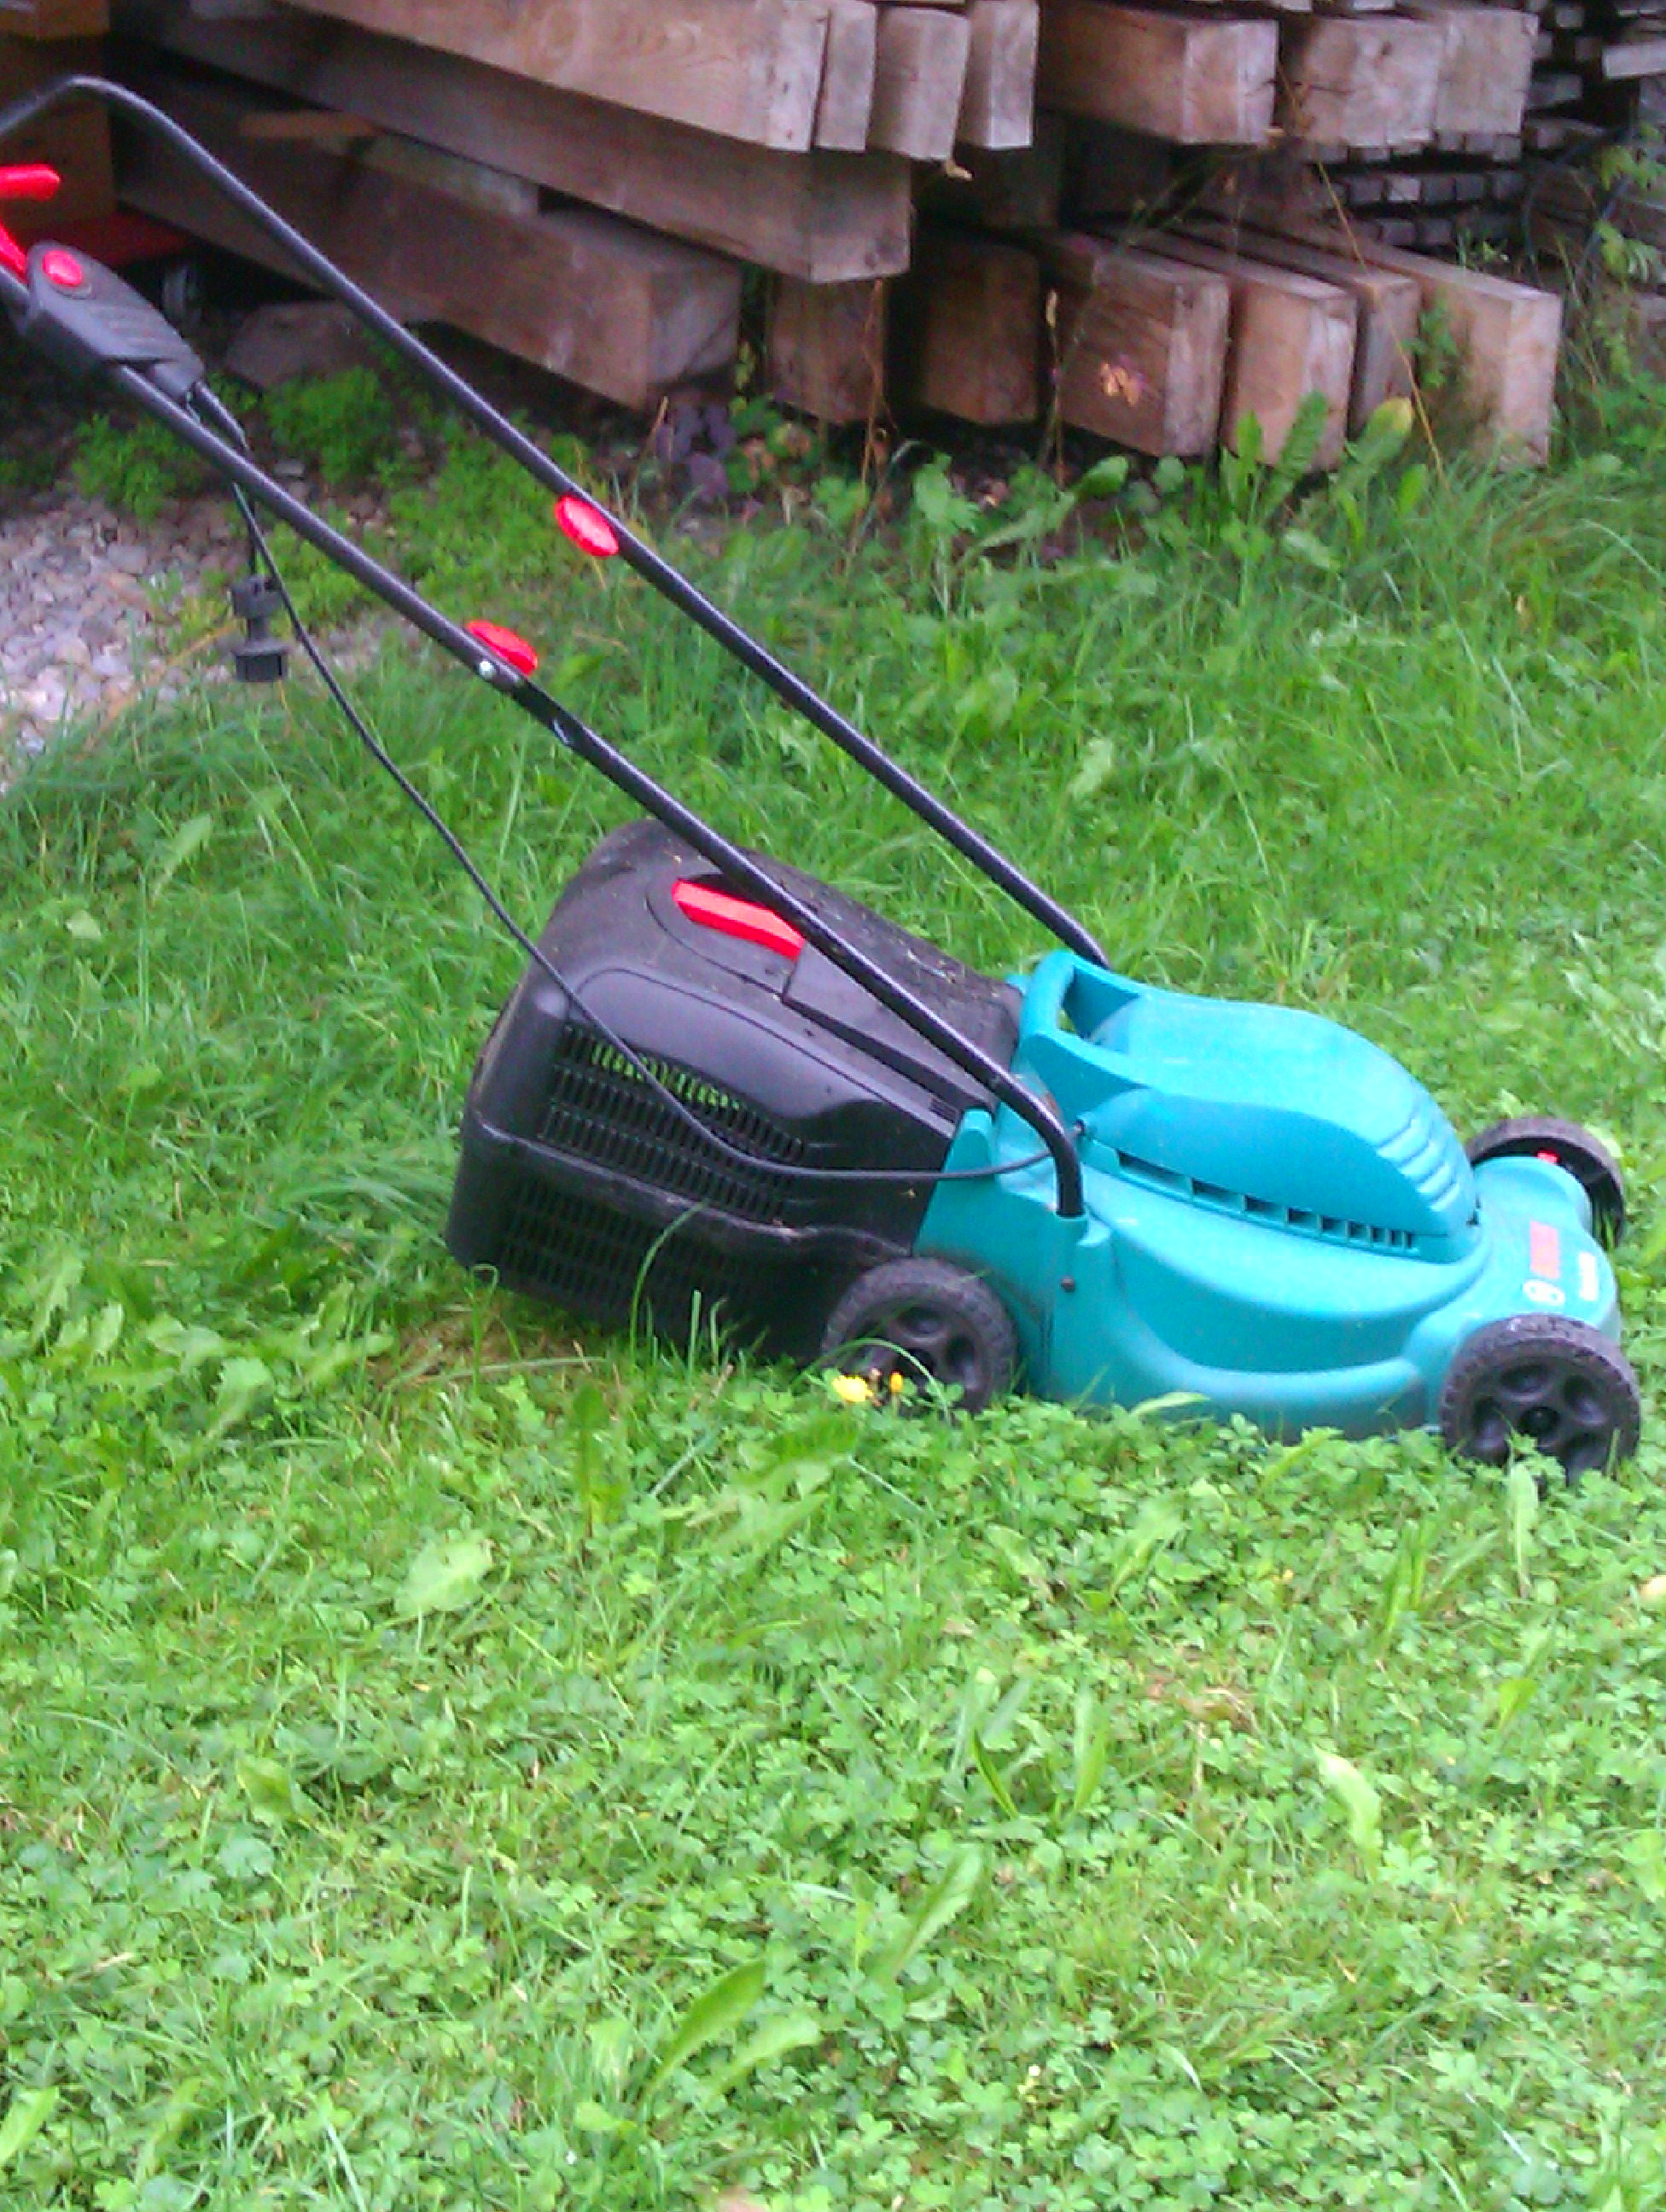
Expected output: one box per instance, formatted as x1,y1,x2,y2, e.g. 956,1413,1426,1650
1407,2,1537,136
768,276,887,421
957,0,1038,149
276,0,833,152
1149,232,1358,465
814,0,878,148
1038,2,1277,145
1041,230,1230,456
897,226,1040,421
1602,32,1666,73
115,0,912,282
1249,207,1563,461
1181,215,1418,430
1278,14,1445,150
120,69,743,410
1348,233,1561,463
869,4,972,156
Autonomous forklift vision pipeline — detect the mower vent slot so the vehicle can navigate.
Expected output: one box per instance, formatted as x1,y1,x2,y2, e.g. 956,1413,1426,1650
1111,1150,1418,1253
496,1174,778,1331
534,1027,811,1225
1380,1097,1471,1218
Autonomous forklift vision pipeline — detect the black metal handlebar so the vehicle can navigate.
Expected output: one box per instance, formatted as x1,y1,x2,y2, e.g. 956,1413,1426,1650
0,73,1109,970
0,77,1089,1215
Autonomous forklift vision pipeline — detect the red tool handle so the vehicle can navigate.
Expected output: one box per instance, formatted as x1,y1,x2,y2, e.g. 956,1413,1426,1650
0,164,61,280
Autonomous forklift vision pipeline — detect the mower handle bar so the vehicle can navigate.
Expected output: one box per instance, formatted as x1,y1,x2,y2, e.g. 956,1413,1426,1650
0,160,1086,1216
0,73,1108,973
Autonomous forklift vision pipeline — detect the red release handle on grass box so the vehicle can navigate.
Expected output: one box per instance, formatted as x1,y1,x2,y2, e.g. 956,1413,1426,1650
672,879,804,962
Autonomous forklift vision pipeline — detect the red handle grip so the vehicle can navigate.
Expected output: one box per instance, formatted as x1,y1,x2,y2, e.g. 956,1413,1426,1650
0,164,60,281
0,165,62,201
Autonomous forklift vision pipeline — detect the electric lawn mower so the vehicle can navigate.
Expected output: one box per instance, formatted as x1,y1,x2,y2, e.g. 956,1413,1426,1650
0,81,1642,1479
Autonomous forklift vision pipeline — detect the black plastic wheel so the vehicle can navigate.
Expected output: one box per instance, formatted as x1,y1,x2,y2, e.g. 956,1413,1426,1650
1438,1313,1640,1481
820,1259,1017,1414
1466,1115,1626,1246
160,258,206,329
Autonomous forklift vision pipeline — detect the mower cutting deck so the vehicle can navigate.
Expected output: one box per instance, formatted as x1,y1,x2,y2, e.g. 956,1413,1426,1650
0,82,1641,1480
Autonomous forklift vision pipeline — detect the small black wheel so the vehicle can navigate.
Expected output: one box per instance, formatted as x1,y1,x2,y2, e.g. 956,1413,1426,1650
1439,1313,1640,1481
820,1258,1016,1414
1466,1115,1626,1245
160,258,206,329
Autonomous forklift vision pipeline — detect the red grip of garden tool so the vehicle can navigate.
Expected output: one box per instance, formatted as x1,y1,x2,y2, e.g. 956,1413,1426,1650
0,164,61,280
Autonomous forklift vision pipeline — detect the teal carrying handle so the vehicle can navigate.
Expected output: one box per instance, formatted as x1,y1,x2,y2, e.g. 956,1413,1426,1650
1016,950,1079,1042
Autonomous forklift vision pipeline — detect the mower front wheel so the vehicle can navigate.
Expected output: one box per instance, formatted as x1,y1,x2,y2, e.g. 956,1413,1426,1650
820,1258,1017,1414
1438,1313,1640,1481
1466,1115,1626,1245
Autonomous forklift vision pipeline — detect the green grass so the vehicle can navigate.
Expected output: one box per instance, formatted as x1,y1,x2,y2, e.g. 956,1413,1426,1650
5,416,1666,2210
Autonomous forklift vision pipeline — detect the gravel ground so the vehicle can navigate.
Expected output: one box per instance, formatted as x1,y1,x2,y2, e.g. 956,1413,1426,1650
0,326,438,793
0,324,248,788
1,486,248,759
0,283,970,796
0,300,662,794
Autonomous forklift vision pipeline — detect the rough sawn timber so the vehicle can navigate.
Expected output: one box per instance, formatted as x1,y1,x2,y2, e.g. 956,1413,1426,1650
868,4,972,156
116,0,912,281
1276,14,1445,150
120,68,743,408
1037,2,1277,144
768,276,887,421
1407,2,1535,137
1180,216,1418,431
897,225,1040,422
277,0,834,152
1041,231,1230,456
957,0,1039,149
814,0,878,147
1151,231,1358,466
1331,230,1561,463
1249,207,1562,462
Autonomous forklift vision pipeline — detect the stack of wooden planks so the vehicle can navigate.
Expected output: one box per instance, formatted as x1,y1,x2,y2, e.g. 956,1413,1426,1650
41,0,1657,466
110,0,974,407
1523,0,1666,147
1508,0,1666,287
1,0,115,242
1287,0,1666,255
1521,133,1666,271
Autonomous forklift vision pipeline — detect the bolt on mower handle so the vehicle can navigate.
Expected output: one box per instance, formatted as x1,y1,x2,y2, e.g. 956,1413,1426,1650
0,161,59,277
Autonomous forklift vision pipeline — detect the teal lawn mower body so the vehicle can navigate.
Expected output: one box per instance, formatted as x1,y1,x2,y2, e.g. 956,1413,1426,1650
917,952,1623,1448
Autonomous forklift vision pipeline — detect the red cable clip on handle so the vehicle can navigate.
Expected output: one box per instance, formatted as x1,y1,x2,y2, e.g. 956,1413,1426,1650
0,164,61,280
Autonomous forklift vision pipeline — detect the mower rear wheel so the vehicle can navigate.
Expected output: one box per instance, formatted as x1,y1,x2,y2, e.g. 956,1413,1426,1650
821,1259,1016,1414
1466,1115,1626,1245
1438,1313,1640,1481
